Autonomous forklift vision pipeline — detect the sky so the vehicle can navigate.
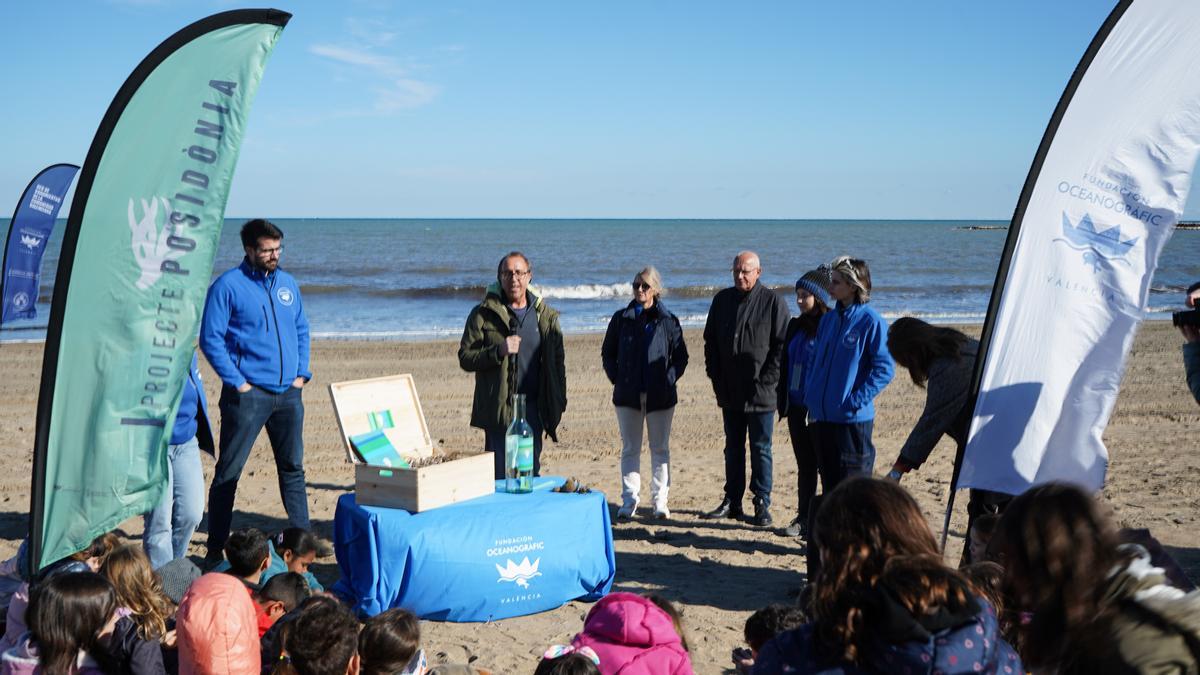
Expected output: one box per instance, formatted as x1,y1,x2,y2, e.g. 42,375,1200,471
1,0,1176,220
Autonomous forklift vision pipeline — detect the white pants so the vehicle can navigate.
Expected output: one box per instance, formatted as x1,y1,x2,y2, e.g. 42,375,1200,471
615,395,674,511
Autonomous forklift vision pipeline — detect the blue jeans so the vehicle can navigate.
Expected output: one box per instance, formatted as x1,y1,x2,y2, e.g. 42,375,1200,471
721,409,774,506
207,385,310,555
810,420,876,494
143,437,204,569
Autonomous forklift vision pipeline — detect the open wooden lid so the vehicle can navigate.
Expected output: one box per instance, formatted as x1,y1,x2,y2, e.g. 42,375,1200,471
327,373,434,464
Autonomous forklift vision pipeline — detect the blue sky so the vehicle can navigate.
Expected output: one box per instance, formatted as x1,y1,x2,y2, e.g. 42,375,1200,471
0,1,1164,219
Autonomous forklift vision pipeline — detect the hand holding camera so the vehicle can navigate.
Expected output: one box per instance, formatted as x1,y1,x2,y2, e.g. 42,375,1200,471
1174,281,1200,339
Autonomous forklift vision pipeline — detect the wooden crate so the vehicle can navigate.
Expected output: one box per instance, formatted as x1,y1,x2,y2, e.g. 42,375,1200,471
328,374,494,512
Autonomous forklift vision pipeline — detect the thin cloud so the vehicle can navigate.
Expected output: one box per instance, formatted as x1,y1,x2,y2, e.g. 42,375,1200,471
345,17,398,47
310,44,395,70
308,43,440,114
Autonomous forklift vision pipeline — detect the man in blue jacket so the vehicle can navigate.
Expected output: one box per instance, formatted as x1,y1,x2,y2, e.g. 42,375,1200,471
199,219,311,563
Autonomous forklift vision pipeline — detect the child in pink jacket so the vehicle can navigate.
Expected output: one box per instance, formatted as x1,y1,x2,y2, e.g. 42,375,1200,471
571,593,693,675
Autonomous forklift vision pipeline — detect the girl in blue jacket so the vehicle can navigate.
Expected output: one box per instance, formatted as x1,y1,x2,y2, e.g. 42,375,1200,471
802,257,894,492
777,266,833,539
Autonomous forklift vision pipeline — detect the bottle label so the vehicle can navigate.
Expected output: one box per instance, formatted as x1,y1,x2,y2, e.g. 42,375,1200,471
517,436,534,471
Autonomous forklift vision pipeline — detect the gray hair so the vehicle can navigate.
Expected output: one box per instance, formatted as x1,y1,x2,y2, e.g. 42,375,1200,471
634,266,665,298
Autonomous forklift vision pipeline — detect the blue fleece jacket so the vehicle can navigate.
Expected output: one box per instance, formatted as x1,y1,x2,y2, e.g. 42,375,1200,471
802,302,894,423
199,259,311,393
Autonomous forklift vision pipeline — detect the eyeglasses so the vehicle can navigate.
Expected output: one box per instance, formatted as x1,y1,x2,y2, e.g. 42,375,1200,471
500,270,530,279
632,282,652,291
256,244,283,256
732,267,758,276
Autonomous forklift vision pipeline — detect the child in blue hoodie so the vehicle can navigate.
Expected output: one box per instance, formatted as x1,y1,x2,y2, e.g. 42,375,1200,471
802,257,894,492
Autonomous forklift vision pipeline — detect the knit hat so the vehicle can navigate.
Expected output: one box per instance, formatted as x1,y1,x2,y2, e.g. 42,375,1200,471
157,557,203,605
795,265,833,308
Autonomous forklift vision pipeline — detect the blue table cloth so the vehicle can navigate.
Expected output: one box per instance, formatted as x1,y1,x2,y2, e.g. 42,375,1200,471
332,476,616,621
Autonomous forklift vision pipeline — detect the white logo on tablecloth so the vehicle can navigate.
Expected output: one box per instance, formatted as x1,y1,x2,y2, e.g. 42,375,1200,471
495,557,541,588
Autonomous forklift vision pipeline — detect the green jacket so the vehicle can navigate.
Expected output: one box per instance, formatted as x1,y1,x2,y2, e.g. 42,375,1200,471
458,283,567,440
1076,545,1200,675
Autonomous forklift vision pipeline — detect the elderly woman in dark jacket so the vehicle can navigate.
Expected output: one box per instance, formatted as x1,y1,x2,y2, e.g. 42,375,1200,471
602,266,688,520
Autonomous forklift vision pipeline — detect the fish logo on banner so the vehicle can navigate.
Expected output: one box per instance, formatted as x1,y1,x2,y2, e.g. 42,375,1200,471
495,557,542,588
128,197,186,290
1055,212,1139,273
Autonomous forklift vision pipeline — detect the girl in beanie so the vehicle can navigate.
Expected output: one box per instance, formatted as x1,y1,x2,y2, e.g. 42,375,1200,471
776,266,833,538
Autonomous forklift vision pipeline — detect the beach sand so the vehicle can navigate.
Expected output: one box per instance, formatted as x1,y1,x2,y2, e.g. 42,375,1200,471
0,323,1196,673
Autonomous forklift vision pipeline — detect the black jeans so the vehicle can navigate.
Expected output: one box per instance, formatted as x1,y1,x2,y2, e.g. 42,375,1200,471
787,411,819,523
721,409,774,506
208,385,310,554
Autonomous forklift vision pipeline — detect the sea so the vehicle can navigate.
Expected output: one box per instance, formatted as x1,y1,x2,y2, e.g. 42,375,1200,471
2,218,1198,341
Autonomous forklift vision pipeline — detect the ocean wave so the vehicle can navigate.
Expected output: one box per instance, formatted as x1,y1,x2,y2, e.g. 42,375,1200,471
881,311,987,322
311,328,463,340
538,283,631,300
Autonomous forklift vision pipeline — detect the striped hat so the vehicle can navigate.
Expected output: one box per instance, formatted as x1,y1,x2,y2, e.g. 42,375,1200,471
795,265,833,307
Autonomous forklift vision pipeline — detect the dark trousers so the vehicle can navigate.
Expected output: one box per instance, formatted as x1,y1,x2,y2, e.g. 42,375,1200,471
810,420,876,495
787,411,819,523
721,409,774,506
208,385,310,554
961,488,1012,566
484,402,544,480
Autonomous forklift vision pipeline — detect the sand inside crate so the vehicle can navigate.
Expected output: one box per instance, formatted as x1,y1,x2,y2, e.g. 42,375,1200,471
405,451,482,469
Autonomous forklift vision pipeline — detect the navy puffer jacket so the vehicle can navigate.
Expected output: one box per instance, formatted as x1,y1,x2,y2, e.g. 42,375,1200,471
601,300,688,412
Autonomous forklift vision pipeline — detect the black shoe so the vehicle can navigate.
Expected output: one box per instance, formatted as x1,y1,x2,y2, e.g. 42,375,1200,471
703,498,744,520
202,549,225,572
751,500,773,527
780,515,805,537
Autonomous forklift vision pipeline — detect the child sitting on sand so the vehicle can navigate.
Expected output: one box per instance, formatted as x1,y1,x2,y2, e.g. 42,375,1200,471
570,592,693,674
268,529,324,591
0,571,117,674
255,572,311,638
1,531,123,653
215,528,325,592
358,608,426,675
534,646,600,675
732,603,809,674
176,572,260,673
222,528,271,590
277,596,360,675
99,544,171,674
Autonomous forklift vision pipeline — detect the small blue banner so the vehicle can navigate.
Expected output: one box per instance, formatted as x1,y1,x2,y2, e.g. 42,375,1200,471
1,164,78,326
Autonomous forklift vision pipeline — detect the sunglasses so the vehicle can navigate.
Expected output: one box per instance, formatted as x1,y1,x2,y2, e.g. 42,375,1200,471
632,281,652,291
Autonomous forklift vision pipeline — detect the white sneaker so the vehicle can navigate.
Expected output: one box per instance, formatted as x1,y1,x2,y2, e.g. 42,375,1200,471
652,506,671,519
616,504,637,520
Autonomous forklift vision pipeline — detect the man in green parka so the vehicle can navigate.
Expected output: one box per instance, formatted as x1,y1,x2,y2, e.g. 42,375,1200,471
459,251,567,479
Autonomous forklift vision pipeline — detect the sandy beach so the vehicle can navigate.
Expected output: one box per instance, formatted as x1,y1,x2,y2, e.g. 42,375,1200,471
0,322,1196,673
